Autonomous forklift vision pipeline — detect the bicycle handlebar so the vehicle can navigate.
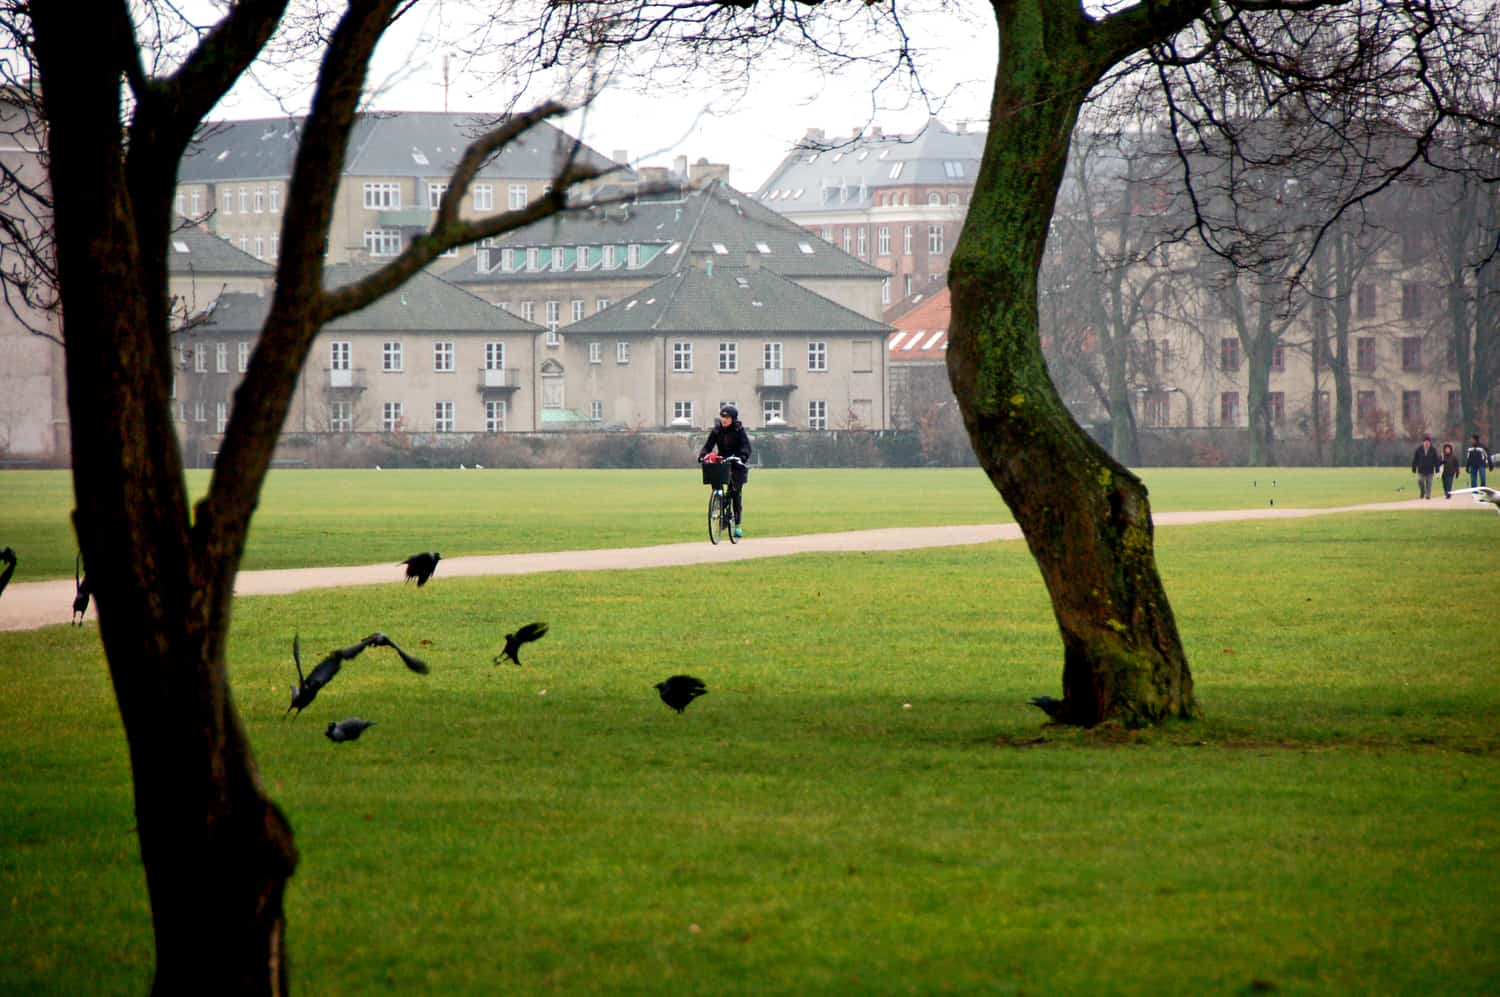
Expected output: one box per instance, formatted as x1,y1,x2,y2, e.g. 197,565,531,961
699,455,745,464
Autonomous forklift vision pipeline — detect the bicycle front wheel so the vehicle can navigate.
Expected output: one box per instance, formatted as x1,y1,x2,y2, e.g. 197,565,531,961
708,489,724,545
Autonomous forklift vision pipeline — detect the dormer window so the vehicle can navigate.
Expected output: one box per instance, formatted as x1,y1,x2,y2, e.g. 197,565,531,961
577,246,590,270
526,247,540,271
604,245,619,269
755,242,771,254
627,243,642,268
500,248,515,272
552,247,566,270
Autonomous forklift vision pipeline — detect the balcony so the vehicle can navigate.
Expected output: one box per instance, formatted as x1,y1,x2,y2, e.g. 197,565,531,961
325,367,366,391
477,367,521,392
756,367,798,391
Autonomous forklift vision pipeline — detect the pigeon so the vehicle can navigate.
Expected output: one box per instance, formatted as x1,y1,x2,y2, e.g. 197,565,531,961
401,552,442,586
1452,486,1500,514
1028,695,1065,720
286,632,429,717
0,546,15,600
72,553,91,625
494,622,549,666
655,675,708,713
325,718,376,742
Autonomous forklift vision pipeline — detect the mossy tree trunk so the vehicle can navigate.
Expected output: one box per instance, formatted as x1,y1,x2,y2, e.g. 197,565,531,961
948,0,1208,726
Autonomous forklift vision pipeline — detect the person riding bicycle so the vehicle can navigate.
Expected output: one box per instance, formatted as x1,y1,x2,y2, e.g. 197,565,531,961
699,405,752,538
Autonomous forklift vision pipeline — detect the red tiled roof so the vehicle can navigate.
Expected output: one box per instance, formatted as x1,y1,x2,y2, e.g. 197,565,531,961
887,286,950,360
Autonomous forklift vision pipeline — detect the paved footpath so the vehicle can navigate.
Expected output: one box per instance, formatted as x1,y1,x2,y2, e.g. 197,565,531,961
0,498,1481,633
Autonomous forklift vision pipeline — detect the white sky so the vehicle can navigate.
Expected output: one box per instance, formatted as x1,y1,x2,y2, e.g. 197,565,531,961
206,2,1000,192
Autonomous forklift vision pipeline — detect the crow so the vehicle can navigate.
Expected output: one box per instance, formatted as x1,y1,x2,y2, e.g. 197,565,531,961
401,551,442,586
0,546,15,600
494,622,549,666
286,632,429,718
325,718,376,742
1028,695,1065,720
72,553,91,625
655,675,708,713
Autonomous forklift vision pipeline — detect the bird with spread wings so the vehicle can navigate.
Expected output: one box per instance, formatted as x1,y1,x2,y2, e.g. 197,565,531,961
286,632,429,717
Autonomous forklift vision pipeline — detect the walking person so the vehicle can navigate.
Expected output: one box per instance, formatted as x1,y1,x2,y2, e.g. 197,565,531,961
1440,443,1461,499
1411,435,1441,500
1465,433,1491,489
698,405,752,538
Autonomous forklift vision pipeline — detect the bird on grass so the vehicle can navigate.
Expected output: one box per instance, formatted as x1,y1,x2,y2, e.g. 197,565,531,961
0,546,15,600
325,718,376,742
286,632,430,717
401,551,442,586
494,622,549,665
1028,695,1065,720
655,675,708,714
1452,486,1500,515
72,553,91,626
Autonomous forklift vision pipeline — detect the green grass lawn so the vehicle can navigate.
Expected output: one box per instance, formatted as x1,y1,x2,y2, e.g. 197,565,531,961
1,498,1496,994
0,465,1433,581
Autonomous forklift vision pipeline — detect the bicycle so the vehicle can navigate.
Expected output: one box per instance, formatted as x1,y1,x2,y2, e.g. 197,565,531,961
700,455,744,545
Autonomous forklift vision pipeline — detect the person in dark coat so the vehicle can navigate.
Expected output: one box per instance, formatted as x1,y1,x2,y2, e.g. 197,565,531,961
698,405,752,537
1411,435,1442,499
1465,433,1492,489
1440,443,1461,499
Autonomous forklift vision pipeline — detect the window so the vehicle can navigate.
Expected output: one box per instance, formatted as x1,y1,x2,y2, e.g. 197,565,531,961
577,246,590,271
589,400,603,422
904,274,913,297
331,341,351,371
1401,337,1422,372
856,228,867,257
383,341,403,372
1317,390,1332,427
1357,282,1376,318
889,161,904,180
508,184,528,210
545,330,560,348
520,301,534,322
252,189,264,213
1356,337,1376,373
364,229,402,256
1141,391,1170,427
807,341,828,372
485,399,507,433
222,190,233,214
499,248,516,272
486,342,506,370
237,341,250,373
194,400,206,423
589,341,602,364
763,398,784,425
571,299,585,323
1357,390,1377,424
881,278,891,305
596,298,611,313
216,402,228,433
673,342,693,372
1401,283,1424,320
822,226,834,242
434,401,454,433
427,182,448,208
719,341,739,373
928,225,945,255
1447,390,1462,424
526,248,540,271
604,245,619,269
382,401,404,432
1220,392,1240,426
673,401,694,424
1270,344,1285,372
238,189,248,213
807,400,828,431
842,229,852,254
764,342,783,370
330,401,352,432
434,341,454,372
473,184,494,211
616,341,631,365
628,244,642,268
903,225,912,256
552,247,566,271
192,344,205,373
1220,338,1240,371
878,227,890,256
215,342,228,373
944,160,965,178
1268,392,1285,425
190,190,201,215
363,182,401,209
928,192,942,206
253,235,264,260
545,301,560,332
270,235,279,259
1401,390,1422,425
542,379,564,410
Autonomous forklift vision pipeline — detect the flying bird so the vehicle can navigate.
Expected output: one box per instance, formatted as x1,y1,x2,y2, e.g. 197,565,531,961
0,546,15,600
655,674,708,714
1452,486,1500,514
494,622,549,666
401,551,442,586
1028,695,1065,720
286,632,429,718
72,553,91,625
325,718,377,742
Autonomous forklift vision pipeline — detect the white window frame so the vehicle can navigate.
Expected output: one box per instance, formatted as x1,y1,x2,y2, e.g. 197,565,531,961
382,401,404,432
222,190,233,214
383,341,404,372
330,400,352,432
589,341,602,364
238,189,248,213
552,247,566,270
604,245,619,269
433,341,455,373
194,400,206,423
237,341,250,373
807,341,828,372
362,182,401,209
616,341,631,365
590,400,604,421
877,226,890,256
763,398,784,426
193,345,206,374
673,400,694,422
268,186,280,213
434,401,454,433
364,229,402,257
330,341,351,371
571,299,585,323
627,244,642,268
672,342,693,372
485,342,506,370
596,298,611,313
509,184,528,210
253,188,264,213
719,341,739,373
485,399,507,433
216,401,228,433
545,300,561,332
929,225,945,255
808,400,828,431
427,182,448,209
903,225,913,256
764,342,783,369
473,184,494,211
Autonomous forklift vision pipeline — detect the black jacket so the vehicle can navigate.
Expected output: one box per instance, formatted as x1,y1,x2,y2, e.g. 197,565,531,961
1466,444,1492,473
1411,444,1442,475
700,421,752,483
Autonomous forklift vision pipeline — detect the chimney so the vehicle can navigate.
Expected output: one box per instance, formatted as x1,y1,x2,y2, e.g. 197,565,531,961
673,155,688,178
689,248,715,272
744,251,762,271
687,159,730,186
638,165,670,185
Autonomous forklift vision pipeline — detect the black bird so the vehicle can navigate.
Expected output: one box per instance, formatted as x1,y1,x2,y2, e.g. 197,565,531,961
286,632,430,717
494,621,549,666
325,718,376,742
1028,695,1065,720
0,546,15,600
655,675,708,713
401,552,442,586
71,553,91,626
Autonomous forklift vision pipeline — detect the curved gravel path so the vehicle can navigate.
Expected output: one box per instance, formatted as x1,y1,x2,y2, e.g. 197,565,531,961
0,498,1481,633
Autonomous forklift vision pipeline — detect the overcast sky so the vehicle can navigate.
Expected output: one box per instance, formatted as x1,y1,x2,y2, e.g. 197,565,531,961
206,3,999,193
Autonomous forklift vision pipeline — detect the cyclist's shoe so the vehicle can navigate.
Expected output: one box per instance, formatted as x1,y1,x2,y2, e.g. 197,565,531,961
732,526,743,538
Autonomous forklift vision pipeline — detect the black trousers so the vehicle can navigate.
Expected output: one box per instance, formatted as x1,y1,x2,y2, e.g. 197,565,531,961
728,466,747,524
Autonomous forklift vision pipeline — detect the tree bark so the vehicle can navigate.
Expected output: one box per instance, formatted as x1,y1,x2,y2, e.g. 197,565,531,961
949,0,1201,727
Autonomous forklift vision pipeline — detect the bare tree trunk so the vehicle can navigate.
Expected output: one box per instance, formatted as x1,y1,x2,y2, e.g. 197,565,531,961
949,0,1199,727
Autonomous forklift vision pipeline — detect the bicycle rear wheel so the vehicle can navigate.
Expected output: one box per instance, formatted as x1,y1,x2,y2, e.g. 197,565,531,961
708,489,724,544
